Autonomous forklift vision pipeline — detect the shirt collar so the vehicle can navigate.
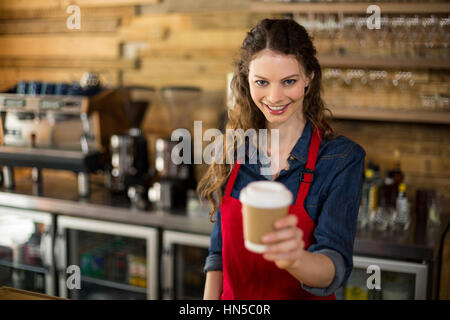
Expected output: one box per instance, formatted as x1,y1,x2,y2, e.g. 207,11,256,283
289,120,312,164
246,120,312,166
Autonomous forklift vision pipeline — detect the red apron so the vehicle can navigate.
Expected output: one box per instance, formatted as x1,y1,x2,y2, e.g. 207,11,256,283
220,127,336,300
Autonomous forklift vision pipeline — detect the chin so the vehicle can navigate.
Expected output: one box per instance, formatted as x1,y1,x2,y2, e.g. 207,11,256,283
265,115,289,125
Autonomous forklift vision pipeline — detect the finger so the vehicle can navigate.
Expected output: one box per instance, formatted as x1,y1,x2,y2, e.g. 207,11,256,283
263,248,302,262
274,214,298,229
261,227,297,243
265,238,300,253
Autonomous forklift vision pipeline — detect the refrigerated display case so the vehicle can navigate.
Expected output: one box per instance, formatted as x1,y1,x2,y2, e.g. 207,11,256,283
162,230,210,300
55,216,158,300
336,255,428,300
0,206,55,295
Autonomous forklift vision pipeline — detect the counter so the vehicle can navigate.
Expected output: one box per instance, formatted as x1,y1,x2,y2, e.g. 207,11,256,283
0,171,213,236
0,169,448,299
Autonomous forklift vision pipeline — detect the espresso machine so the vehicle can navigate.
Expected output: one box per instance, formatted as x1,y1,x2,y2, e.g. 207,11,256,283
147,86,201,212
0,77,128,197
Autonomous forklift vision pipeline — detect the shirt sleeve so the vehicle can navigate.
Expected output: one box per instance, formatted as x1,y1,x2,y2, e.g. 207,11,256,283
303,142,366,296
203,206,223,273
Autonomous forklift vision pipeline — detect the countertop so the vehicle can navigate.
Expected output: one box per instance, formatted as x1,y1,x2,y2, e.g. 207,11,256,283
0,169,448,264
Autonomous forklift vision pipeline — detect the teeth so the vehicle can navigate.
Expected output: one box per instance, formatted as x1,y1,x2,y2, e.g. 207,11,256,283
265,103,288,111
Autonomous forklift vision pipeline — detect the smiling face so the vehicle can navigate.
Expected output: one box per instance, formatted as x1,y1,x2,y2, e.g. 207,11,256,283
248,49,313,127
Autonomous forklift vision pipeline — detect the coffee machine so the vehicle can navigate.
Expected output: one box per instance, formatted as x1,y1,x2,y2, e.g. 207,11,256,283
0,79,129,197
147,86,201,212
106,87,156,204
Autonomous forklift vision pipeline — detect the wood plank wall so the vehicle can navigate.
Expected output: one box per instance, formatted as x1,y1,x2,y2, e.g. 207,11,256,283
0,0,448,209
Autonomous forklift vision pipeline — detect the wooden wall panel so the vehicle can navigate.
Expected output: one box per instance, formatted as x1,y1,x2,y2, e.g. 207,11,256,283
122,71,227,92
0,18,120,34
0,0,157,10
144,29,245,52
0,58,135,70
0,35,119,58
67,0,158,7
0,6,136,20
0,0,61,10
118,13,192,41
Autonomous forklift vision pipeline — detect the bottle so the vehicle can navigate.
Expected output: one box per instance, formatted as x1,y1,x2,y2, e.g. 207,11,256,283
393,183,410,231
357,169,372,229
391,149,404,195
368,166,382,230
372,176,396,232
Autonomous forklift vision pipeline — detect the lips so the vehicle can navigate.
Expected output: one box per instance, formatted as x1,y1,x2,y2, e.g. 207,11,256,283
263,103,290,115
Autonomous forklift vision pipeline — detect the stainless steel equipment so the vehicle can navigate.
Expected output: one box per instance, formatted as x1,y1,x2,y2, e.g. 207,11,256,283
0,92,105,197
106,86,155,195
148,136,192,211
146,87,201,212
0,75,132,197
107,128,150,193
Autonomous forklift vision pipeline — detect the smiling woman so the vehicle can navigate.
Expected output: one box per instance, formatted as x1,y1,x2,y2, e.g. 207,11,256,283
198,18,366,301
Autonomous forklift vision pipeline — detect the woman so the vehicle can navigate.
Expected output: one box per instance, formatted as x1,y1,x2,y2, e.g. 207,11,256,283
197,18,366,300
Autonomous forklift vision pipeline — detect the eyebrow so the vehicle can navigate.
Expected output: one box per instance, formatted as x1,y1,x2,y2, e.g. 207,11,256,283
254,74,300,80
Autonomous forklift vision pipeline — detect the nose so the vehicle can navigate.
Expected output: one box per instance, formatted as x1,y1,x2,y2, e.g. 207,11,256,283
267,85,284,105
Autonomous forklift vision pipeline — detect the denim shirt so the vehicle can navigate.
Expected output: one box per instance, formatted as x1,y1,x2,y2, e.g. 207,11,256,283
204,120,366,297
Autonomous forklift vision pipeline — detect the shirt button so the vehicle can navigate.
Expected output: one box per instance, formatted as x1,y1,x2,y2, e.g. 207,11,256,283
289,155,295,161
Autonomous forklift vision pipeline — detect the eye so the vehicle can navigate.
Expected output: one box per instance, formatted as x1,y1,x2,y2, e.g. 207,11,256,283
283,79,297,86
255,80,268,87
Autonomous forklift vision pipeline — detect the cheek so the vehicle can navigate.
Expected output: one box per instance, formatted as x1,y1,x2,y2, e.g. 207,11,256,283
286,85,305,101
249,84,264,104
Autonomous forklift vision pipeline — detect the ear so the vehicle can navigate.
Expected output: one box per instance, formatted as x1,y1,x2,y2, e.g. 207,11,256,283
306,71,315,87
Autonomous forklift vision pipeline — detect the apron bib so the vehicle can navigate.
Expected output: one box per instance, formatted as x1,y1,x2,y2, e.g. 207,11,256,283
220,127,336,300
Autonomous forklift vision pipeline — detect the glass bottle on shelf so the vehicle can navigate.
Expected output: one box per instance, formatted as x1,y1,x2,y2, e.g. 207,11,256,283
392,183,410,231
391,149,404,188
368,166,383,230
358,169,372,230
372,175,396,232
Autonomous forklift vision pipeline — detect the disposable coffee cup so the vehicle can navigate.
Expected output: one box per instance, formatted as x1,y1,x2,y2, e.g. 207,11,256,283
239,181,293,253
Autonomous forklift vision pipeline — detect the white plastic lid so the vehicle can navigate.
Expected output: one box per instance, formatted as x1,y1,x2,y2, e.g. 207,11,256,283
239,181,293,209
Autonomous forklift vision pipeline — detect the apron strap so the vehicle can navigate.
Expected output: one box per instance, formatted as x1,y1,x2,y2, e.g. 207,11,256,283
295,127,322,207
224,158,243,197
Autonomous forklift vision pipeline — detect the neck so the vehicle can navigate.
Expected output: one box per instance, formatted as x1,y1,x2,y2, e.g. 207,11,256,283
267,113,306,155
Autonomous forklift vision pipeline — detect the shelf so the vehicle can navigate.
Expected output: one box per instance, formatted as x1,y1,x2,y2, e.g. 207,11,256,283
250,2,450,14
328,106,450,124
318,55,450,70
0,259,46,274
81,275,147,294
